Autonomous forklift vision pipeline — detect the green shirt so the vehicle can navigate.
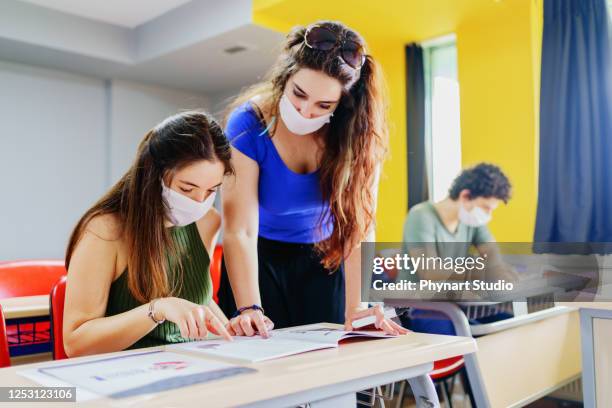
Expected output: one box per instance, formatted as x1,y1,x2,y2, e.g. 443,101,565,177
402,201,494,259
104,222,212,350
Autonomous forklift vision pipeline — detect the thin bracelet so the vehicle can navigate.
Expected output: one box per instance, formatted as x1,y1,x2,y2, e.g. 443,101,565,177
148,298,166,324
232,304,264,319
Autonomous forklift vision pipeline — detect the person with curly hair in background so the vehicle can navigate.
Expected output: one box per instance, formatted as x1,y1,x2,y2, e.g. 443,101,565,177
402,162,513,335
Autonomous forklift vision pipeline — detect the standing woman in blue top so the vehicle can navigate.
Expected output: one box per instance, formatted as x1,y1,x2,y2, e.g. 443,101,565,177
218,21,408,337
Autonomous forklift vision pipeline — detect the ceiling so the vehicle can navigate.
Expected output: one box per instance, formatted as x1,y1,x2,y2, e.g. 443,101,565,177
0,0,531,94
18,0,192,28
0,0,285,93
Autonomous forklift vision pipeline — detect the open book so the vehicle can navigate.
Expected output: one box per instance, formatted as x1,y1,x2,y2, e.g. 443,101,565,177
171,325,397,363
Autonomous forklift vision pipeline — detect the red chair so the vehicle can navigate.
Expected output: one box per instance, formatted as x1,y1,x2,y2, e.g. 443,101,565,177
211,245,223,304
430,355,465,380
430,355,467,405
0,305,10,367
0,260,66,358
50,276,68,360
0,260,66,298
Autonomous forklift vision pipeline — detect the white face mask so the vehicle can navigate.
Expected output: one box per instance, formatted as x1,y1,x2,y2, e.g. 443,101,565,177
161,181,216,227
279,94,333,135
458,203,492,227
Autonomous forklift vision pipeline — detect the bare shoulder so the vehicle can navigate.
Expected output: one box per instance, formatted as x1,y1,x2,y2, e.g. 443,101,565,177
83,213,124,242
68,213,123,281
249,95,273,124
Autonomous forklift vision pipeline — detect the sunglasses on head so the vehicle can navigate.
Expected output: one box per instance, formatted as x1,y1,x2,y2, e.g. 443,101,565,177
303,25,366,69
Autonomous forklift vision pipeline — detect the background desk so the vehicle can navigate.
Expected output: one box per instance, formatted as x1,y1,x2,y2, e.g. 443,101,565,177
0,295,49,320
0,295,52,359
0,323,476,407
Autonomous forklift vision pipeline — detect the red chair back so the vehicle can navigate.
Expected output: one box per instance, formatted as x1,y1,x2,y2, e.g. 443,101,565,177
430,355,464,380
50,276,68,360
0,260,66,298
211,245,223,304
0,305,10,367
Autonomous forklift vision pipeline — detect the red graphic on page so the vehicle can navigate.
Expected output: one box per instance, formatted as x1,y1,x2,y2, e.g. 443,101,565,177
151,361,189,371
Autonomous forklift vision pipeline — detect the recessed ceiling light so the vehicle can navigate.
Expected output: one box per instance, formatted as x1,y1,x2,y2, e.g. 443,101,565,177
224,45,249,54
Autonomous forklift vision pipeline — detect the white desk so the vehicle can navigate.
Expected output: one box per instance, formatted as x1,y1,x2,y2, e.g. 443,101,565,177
0,295,49,320
0,323,477,407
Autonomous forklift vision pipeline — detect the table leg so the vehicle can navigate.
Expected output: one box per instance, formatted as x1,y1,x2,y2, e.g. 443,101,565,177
408,375,440,408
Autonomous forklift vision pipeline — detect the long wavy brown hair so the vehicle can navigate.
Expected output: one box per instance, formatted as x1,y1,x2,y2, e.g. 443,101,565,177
227,21,388,269
65,112,234,303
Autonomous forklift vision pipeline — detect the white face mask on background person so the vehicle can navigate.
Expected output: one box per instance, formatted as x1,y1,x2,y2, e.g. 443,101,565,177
278,93,333,135
458,203,492,227
161,181,216,226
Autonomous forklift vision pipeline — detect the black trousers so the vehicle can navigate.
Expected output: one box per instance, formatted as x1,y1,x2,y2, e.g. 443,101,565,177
218,237,345,329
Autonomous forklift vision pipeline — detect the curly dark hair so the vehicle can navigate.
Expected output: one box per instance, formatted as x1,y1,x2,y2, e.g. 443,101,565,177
448,163,511,203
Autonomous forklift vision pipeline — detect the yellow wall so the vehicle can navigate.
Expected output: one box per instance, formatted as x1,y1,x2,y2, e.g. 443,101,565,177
252,0,542,242
368,40,408,242
457,2,541,241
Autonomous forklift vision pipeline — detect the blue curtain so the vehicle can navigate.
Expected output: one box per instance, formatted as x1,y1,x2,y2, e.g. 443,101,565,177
405,44,428,210
535,0,612,243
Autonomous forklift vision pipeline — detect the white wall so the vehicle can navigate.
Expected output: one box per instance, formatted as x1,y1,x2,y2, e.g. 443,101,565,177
110,80,210,183
0,60,107,260
0,60,212,260
209,87,245,120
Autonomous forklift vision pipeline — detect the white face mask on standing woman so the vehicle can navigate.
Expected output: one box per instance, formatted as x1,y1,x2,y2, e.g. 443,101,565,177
278,93,334,135
161,181,216,226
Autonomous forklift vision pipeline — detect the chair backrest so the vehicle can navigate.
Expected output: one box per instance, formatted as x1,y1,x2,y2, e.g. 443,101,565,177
50,276,68,360
211,245,223,304
0,305,10,367
0,260,66,298
430,356,464,380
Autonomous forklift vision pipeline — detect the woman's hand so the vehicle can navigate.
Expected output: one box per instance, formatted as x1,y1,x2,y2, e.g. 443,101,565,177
345,305,409,335
155,297,232,341
226,309,274,337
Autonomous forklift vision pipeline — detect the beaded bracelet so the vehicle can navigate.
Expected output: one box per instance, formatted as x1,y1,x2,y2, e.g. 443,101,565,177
232,304,264,319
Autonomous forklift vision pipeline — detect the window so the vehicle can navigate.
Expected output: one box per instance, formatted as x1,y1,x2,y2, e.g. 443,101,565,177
423,35,462,202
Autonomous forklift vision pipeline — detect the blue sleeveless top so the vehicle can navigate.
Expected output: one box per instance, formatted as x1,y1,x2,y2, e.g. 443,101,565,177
226,102,332,243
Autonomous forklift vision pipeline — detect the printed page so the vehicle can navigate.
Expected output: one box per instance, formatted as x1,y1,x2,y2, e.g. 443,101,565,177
173,325,397,363
36,351,253,399
173,335,335,363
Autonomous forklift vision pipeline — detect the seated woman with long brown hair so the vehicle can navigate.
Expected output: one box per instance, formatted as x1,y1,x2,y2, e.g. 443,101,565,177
63,111,234,357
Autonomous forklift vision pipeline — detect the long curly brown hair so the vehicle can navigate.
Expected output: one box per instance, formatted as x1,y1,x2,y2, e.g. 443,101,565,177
227,21,388,270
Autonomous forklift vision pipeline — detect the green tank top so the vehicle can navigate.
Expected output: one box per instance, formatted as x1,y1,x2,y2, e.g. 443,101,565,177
105,222,212,350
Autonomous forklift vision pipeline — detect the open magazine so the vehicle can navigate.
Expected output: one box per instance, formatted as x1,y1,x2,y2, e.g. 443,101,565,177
171,325,397,363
